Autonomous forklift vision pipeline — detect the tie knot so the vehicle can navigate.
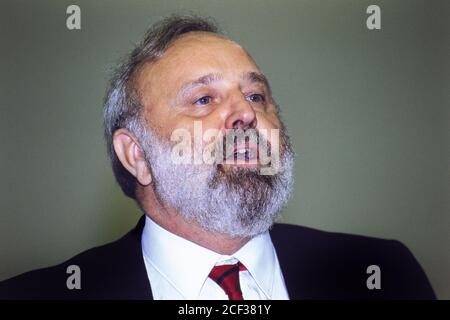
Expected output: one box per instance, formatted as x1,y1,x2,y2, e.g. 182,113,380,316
208,262,247,300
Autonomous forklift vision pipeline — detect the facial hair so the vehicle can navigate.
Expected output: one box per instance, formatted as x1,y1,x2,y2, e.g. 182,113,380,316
136,125,295,239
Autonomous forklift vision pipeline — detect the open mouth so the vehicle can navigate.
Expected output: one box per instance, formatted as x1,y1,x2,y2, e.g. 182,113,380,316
223,142,259,163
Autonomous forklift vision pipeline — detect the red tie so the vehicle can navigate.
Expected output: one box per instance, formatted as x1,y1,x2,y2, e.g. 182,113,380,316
208,262,247,300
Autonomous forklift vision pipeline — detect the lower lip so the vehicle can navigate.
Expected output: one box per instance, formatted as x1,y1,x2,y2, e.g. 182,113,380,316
222,163,260,169
223,156,259,166
224,147,259,162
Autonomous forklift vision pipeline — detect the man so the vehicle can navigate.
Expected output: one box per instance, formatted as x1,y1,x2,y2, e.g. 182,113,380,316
0,15,435,300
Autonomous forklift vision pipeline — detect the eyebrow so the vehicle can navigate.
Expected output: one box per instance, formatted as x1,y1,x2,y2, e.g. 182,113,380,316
241,71,272,95
175,71,272,102
177,73,223,100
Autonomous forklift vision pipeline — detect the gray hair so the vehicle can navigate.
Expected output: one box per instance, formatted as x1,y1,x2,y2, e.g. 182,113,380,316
103,15,220,199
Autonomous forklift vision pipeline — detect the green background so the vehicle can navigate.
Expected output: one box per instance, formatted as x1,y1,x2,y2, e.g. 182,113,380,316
0,0,448,298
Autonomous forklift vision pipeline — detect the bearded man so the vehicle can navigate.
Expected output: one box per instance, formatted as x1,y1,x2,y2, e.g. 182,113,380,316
0,15,435,300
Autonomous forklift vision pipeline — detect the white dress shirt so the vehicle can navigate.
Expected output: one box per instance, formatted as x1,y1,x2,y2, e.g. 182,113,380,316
141,215,289,300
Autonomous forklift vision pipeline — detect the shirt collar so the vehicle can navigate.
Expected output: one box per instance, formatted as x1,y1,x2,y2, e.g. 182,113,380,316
233,231,276,298
141,215,276,299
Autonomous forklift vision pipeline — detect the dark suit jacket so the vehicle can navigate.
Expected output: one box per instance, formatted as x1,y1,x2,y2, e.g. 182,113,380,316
0,216,436,299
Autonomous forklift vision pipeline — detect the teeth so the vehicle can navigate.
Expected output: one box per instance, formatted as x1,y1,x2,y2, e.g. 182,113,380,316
234,149,254,158
224,147,257,161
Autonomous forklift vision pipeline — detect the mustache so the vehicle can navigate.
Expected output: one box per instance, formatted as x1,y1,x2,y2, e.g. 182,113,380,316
152,123,288,175
216,128,273,163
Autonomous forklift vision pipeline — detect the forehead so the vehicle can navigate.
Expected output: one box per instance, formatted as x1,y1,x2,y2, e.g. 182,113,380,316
164,32,250,60
164,32,256,68
136,32,261,93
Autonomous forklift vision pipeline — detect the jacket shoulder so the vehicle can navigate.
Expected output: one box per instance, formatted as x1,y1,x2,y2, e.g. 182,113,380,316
271,223,404,251
0,220,149,300
270,223,436,299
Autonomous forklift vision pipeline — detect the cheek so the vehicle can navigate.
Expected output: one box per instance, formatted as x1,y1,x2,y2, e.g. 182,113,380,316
164,116,219,147
189,118,229,157
172,113,223,133
256,111,281,131
147,105,194,140
255,112,282,143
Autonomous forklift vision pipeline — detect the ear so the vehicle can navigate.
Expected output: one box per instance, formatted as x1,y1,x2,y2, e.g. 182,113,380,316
112,128,152,186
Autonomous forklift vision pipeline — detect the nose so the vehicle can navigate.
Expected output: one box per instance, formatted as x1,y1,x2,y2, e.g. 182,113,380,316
224,96,257,130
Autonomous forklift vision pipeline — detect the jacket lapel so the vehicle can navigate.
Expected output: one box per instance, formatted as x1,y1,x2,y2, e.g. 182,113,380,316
270,224,303,300
112,215,153,300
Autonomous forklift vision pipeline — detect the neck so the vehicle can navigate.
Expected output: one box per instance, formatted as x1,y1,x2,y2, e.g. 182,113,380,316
138,187,250,255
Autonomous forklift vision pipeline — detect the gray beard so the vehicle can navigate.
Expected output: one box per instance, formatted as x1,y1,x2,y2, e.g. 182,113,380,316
137,126,295,239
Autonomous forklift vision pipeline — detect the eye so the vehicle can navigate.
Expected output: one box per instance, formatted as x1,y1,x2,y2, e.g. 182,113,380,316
194,96,212,106
247,93,266,103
